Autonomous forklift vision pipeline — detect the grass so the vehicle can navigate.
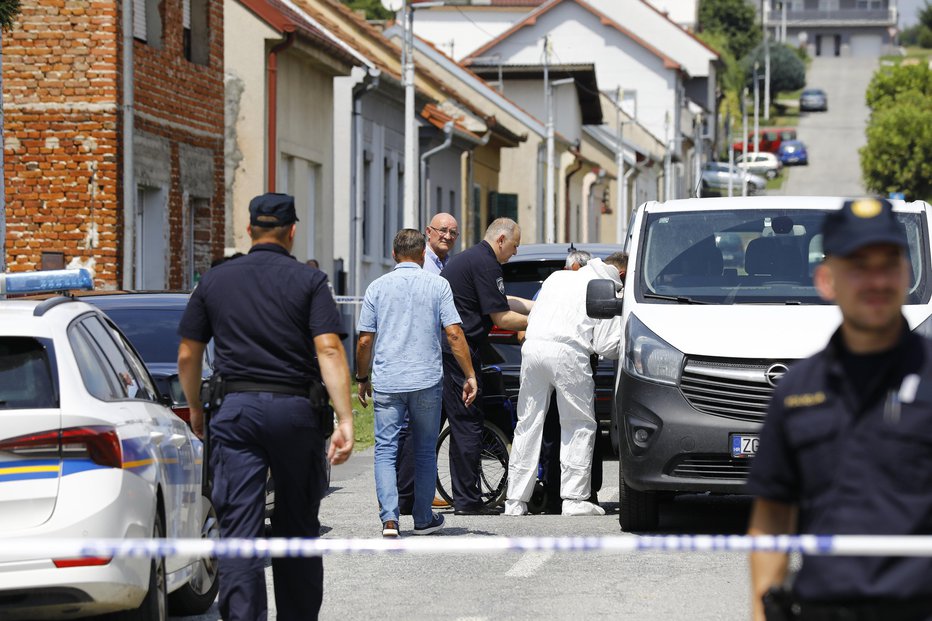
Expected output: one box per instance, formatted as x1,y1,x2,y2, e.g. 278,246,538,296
880,47,932,65
351,381,375,450
766,171,787,191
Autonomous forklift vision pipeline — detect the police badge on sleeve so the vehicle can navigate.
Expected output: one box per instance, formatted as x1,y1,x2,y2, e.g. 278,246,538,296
496,277,505,294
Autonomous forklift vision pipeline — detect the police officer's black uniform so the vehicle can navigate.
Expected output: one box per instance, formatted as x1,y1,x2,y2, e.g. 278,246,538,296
441,240,510,513
179,193,344,621
748,199,932,621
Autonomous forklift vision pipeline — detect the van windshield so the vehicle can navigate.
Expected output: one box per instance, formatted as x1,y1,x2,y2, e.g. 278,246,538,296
637,209,929,305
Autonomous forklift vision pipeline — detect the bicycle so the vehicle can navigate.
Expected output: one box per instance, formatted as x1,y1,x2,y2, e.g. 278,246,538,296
435,366,514,509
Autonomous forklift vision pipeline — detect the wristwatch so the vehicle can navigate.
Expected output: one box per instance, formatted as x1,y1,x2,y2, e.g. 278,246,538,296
355,375,369,383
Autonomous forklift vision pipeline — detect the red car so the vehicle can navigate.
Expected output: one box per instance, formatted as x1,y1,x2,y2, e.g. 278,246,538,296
732,127,797,154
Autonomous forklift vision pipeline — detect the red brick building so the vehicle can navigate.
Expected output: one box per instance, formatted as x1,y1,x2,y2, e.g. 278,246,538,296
3,0,224,288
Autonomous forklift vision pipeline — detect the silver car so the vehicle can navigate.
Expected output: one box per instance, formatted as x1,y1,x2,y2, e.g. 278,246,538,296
800,88,828,112
700,162,767,196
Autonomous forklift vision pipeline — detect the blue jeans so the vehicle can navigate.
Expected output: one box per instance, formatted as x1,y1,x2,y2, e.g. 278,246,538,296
373,382,443,527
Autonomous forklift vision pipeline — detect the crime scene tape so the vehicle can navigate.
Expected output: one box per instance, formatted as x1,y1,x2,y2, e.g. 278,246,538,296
333,296,364,305
5,535,932,561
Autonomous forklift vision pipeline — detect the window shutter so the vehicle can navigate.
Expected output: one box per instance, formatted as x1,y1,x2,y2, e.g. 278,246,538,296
133,0,146,40
183,0,191,29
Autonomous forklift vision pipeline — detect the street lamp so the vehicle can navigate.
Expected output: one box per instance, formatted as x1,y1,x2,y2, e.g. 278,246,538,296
545,76,574,245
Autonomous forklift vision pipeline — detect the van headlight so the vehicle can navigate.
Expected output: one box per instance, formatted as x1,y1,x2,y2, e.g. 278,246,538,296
624,314,684,385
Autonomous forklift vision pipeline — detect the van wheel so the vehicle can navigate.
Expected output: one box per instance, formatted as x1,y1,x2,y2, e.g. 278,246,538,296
618,463,659,532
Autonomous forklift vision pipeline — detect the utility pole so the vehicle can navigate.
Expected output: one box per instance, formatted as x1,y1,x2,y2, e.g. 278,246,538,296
763,0,771,121
615,87,625,243
543,35,555,244
402,0,418,229
753,62,760,159
781,0,788,42
742,88,749,197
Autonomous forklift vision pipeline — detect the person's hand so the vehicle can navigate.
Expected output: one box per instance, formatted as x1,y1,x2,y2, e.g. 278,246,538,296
516,330,526,343
462,376,478,406
328,420,355,465
189,405,205,440
356,379,371,407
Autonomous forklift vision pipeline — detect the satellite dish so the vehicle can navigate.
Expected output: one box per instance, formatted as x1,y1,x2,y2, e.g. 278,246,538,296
381,0,404,12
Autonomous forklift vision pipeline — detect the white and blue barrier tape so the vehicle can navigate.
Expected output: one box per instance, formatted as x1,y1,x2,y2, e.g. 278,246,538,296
5,535,932,561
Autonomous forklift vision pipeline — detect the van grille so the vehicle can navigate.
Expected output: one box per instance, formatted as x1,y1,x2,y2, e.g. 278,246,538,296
668,455,753,480
680,358,794,423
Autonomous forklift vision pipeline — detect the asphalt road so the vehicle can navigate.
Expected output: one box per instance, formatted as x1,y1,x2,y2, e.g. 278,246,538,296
779,55,879,197
174,448,753,620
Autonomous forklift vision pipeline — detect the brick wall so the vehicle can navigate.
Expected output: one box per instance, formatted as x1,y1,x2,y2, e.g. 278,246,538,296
3,0,224,289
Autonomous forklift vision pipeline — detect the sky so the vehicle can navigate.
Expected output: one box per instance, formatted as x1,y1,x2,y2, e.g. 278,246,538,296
899,0,925,26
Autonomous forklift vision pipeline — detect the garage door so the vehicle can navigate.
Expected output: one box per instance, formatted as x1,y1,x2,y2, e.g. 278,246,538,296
849,34,883,58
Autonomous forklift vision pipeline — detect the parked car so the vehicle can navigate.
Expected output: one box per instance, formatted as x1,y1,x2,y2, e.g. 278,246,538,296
734,151,782,179
480,243,621,452
799,88,828,112
777,139,809,166
700,162,767,196
732,127,797,154
585,196,932,532
0,271,218,619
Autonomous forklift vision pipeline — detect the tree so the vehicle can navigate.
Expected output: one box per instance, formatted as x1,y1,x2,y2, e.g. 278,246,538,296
698,0,761,60
341,0,393,21
860,91,932,200
865,63,932,110
741,43,806,97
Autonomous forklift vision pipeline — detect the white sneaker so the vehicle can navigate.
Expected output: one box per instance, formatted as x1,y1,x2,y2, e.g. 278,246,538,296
503,499,528,516
562,500,606,516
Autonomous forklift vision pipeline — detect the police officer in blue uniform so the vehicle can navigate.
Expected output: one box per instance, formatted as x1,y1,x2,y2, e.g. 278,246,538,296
441,217,531,514
748,198,932,621
178,192,354,621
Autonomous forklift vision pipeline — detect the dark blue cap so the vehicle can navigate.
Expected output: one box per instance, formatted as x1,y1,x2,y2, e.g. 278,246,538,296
249,193,298,227
822,198,907,257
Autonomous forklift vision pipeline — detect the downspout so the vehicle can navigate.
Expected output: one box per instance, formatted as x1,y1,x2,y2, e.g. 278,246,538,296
563,152,584,242
419,121,453,228
267,30,295,193
351,69,380,314
466,130,492,247
121,0,135,288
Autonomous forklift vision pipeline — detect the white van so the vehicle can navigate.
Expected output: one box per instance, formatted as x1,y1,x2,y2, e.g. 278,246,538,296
586,195,932,531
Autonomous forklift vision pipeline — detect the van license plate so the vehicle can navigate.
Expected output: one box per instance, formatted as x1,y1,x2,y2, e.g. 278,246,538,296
731,434,759,458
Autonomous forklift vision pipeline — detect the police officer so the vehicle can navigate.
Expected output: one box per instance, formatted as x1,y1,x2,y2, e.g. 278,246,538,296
747,198,932,621
441,217,531,514
178,192,354,621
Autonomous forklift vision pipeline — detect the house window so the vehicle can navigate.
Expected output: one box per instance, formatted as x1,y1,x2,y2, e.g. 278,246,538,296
187,196,211,287
383,158,394,260
435,186,442,218
133,0,163,48
184,0,210,65
363,152,373,256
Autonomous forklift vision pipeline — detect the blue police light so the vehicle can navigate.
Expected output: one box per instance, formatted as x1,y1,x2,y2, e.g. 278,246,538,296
1,269,94,295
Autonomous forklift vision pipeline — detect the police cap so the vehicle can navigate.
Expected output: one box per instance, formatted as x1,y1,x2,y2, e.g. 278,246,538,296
821,197,907,257
249,193,299,227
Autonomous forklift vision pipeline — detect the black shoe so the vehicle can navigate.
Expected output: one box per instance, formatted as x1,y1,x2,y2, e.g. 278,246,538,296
453,506,501,516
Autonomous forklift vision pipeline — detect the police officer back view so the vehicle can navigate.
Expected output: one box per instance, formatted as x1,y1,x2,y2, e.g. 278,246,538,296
178,193,354,621
748,198,932,621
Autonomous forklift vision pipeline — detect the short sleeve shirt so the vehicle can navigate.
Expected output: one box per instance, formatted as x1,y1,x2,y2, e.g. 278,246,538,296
357,262,461,392
747,325,932,602
441,240,509,346
178,243,345,386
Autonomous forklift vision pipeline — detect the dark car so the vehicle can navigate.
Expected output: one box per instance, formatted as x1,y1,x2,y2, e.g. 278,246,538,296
777,139,809,166
479,242,621,452
799,88,828,112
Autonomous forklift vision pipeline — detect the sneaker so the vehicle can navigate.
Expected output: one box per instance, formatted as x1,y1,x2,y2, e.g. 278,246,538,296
503,499,528,516
562,500,606,516
412,512,445,535
382,520,400,538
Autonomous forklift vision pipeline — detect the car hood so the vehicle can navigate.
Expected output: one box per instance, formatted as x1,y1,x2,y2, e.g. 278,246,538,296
632,305,932,360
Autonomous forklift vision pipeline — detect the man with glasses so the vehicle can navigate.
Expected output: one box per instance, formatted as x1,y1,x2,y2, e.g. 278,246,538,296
424,213,459,274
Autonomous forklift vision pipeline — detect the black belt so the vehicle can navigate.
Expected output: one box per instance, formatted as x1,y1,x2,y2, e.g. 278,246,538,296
795,599,932,621
225,381,308,397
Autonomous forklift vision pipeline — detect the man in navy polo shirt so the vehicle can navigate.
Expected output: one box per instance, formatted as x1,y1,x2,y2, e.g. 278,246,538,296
178,192,354,621
748,198,932,621
441,217,532,515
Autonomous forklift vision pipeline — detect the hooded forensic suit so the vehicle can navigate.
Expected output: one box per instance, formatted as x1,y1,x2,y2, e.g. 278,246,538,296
505,258,624,513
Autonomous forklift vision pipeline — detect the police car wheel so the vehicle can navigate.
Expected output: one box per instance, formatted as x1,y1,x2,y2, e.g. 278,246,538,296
109,511,168,621
168,495,220,615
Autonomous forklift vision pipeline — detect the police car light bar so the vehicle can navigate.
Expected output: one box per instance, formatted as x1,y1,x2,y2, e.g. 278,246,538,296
0,269,94,296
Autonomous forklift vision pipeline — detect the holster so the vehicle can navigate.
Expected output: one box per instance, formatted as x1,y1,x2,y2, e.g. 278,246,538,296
198,374,225,497
308,380,335,439
763,587,799,621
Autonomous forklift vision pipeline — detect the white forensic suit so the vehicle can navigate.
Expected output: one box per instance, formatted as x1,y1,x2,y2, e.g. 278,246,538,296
505,258,624,516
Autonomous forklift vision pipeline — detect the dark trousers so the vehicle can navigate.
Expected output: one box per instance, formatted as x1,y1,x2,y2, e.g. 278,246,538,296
441,345,485,510
539,394,603,510
209,391,327,621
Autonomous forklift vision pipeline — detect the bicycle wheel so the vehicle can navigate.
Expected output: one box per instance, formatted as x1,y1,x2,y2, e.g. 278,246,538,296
435,421,511,508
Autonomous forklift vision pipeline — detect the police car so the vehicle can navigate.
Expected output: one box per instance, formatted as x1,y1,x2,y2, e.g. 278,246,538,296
0,270,218,619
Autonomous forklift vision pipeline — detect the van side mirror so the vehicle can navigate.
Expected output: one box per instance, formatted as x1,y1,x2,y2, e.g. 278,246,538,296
586,279,623,319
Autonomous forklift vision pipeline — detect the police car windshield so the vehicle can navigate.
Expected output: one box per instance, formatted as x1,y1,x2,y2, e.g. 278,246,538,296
637,209,929,305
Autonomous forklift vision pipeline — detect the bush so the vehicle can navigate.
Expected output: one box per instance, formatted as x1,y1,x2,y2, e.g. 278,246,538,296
865,63,932,110
860,91,932,201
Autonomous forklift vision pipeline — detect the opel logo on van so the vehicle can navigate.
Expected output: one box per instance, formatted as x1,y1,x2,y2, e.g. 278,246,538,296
765,363,789,387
